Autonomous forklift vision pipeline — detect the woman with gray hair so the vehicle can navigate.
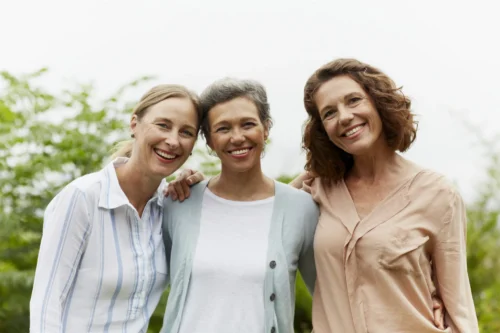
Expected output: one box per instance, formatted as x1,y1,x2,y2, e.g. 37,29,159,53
160,78,319,333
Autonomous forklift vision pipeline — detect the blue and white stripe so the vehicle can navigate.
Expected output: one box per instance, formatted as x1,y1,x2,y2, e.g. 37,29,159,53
30,158,168,333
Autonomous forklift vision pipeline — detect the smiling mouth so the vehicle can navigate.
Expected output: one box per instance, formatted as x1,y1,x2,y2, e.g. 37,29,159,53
228,147,253,156
342,124,365,137
154,148,178,160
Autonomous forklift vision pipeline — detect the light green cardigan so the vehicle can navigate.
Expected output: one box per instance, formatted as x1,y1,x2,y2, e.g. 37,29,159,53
160,180,319,333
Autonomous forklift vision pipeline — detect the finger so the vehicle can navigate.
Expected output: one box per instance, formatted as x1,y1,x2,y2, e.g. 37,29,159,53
432,297,445,329
168,184,178,201
179,168,194,179
173,181,186,202
186,171,204,185
163,188,169,197
180,180,190,201
433,307,445,329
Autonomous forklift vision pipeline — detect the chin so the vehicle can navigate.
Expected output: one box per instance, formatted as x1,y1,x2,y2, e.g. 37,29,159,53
229,162,258,174
155,164,181,178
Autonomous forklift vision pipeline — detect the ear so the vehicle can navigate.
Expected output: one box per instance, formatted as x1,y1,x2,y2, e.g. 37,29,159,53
130,114,139,137
263,120,270,141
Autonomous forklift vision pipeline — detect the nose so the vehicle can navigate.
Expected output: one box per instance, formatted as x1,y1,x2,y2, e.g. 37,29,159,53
164,131,180,150
338,105,354,126
230,128,245,145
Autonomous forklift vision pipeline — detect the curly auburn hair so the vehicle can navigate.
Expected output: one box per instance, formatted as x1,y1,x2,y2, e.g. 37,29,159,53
303,58,417,183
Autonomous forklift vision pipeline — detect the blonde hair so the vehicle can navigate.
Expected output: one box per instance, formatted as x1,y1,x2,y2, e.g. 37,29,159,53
111,84,201,159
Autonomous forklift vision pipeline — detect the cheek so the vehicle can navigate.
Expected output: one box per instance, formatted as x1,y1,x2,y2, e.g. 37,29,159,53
323,121,338,142
370,113,383,133
210,135,226,151
143,128,163,141
181,137,197,152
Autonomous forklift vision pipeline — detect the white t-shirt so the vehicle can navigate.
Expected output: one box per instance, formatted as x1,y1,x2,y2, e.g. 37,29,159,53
178,188,274,333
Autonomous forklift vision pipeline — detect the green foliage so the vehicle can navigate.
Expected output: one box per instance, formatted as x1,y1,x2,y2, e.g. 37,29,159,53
1,69,499,333
0,69,152,332
464,152,500,332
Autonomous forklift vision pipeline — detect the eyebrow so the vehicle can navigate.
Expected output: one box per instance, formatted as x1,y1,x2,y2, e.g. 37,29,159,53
212,116,259,127
318,92,364,116
344,92,363,100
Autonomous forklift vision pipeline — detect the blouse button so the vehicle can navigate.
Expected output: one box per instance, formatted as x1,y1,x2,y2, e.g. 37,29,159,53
270,327,276,333
269,260,276,269
270,293,276,301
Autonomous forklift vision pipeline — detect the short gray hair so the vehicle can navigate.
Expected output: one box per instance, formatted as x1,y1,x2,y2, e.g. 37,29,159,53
199,78,273,140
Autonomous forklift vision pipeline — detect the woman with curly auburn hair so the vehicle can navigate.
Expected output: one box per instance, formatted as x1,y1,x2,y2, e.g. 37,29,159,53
292,58,478,332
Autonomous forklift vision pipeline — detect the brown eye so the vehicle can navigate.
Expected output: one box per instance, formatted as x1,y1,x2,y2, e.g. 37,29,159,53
323,110,336,120
349,97,362,104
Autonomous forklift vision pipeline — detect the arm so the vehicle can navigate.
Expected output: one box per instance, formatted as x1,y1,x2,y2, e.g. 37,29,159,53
298,199,320,294
289,171,313,190
163,169,205,202
30,186,91,332
432,190,479,332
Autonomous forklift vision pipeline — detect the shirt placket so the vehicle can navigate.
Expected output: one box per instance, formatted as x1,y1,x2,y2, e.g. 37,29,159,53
129,203,152,315
137,203,152,310
344,231,368,333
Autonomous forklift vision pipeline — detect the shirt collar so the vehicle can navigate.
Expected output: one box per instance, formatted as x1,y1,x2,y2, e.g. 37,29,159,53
98,157,166,209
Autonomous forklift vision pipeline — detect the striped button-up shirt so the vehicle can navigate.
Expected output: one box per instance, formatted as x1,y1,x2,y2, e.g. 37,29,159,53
30,158,168,333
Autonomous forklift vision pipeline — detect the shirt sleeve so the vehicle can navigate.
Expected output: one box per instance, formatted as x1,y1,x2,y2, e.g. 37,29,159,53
298,197,319,294
432,190,479,332
162,198,172,281
30,185,92,333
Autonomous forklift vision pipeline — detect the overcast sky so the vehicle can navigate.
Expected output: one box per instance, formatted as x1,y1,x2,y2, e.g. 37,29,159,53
1,0,498,202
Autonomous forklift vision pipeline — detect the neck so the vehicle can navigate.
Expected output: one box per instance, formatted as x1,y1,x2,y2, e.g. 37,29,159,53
210,162,273,201
115,158,162,217
349,140,404,184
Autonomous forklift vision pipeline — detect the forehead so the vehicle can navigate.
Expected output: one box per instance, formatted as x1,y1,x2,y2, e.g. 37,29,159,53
314,75,365,109
208,97,259,124
143,97,198,126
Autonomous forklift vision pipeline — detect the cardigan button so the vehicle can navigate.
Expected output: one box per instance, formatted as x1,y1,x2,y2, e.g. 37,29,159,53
270,293,276,301
269,260,276,269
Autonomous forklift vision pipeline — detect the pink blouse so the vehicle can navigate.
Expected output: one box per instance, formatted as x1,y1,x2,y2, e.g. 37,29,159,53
306,170,478,333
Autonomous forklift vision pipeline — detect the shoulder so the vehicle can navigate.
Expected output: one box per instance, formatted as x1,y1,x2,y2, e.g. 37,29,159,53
275,181,319,217
163,181,207,213
51,170,104,206
276,181,315,204
407,169,464,222
408,169,460,201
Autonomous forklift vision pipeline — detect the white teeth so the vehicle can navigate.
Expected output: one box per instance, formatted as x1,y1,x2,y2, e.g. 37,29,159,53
345,125,364,137
155,149,176,159
230,148,250,155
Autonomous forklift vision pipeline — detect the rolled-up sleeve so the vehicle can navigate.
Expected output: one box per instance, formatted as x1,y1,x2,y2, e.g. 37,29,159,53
433,190,479,332
30,185,91,333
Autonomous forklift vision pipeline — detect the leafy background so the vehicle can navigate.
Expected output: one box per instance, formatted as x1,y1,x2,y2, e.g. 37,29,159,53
1,70,498,332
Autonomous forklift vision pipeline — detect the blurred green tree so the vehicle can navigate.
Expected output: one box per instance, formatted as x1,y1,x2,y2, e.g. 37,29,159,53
1,69,499,333
0,68,151,331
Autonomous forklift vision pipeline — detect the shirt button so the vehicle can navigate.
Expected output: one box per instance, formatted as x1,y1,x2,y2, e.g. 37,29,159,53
269,260,276,269
270,327,276,333
270,293,276,301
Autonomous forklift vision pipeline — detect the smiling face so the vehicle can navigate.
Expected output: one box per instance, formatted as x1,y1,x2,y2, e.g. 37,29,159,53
315,75,385,156
130,97,198,179
207,97,269,174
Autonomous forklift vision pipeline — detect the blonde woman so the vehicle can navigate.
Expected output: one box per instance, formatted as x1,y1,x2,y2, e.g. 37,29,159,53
30,84,201,333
